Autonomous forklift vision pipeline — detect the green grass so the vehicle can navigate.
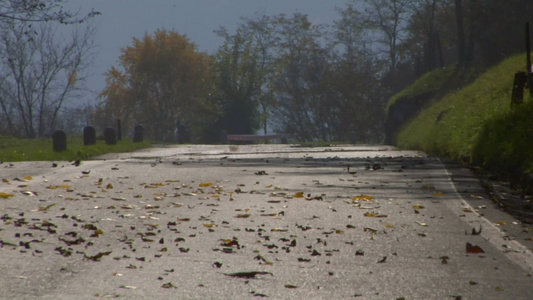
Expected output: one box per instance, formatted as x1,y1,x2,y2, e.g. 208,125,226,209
0,135,152,162
396,54,533,176
387,64,481,112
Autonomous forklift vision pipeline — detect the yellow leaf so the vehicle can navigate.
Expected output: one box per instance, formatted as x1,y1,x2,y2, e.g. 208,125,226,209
433,192,446,197
495,221,507,226
0,192,15,199
24,176,33,181
199,182,213,187
364,212,376,217
2,178,9,183
385,224,394,228
412,205,425,209
106,183,114,189
353,195,374,201
293,192,304,198
235,213,251,218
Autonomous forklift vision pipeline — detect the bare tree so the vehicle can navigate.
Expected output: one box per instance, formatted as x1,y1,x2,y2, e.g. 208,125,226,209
0,22,96,137
0,0,99,24
362,0,413,75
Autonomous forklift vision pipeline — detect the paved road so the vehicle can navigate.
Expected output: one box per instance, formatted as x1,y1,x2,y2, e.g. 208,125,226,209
0,145,531,299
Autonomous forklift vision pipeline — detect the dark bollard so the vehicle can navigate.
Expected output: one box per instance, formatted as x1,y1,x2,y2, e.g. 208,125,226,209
133,124,144,143
104,127,117,145
52,130,67,152
512,71,526,104
116,119,122,141
83,126,96,146
221,130,228,144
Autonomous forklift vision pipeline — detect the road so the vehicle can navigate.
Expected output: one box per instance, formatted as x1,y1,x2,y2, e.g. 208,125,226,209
0,144,531,299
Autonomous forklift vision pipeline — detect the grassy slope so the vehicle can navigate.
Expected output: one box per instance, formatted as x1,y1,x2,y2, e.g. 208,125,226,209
0,135,151,162
395,54,533,175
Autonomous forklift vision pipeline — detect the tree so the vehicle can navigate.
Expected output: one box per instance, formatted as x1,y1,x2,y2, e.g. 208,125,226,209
0,0,99,24
330,3,387,142
212,25,262,136
96,29,214,142
212,14,282,137
362,0,413,77
0,22,96,137
269,13,335,141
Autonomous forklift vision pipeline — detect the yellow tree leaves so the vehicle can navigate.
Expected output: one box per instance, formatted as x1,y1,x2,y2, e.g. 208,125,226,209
96,29,213,141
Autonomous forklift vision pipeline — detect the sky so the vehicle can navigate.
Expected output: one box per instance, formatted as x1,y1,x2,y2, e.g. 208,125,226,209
63,0,353,103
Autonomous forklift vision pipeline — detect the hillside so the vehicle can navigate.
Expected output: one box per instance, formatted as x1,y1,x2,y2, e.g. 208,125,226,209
389,54,533,184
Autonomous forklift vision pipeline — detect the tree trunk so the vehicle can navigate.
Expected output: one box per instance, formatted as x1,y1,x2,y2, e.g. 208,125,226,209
455,0,466,66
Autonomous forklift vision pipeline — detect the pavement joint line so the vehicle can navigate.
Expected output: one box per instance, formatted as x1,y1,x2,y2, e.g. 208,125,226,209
439,158,533,273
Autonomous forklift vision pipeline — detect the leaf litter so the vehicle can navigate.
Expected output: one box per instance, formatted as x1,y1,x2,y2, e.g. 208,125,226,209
1,154,522,299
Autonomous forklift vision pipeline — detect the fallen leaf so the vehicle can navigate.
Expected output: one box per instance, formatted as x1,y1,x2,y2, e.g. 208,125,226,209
363,227,377,233
235,213,251,218
119,285,137,289
161,282,176,289
471,225,482,235
84,251,112,261
440,256,449,264
466,242,485,254
433,192,446,197
0,192,15,199
353,195,374,201
293,192,304,198
220,238,240,248
377,256,387,263
224,271,273,279
284,284,298,289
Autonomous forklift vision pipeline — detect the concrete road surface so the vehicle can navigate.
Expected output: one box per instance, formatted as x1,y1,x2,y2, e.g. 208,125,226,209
0,144,531,300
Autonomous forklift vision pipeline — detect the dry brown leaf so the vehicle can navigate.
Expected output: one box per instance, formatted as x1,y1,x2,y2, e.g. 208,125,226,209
466,242,485,254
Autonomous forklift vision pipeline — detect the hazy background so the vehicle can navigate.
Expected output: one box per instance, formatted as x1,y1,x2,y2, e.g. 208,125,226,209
65,0,351,101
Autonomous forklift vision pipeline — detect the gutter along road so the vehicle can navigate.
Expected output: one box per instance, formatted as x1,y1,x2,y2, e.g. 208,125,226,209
0,145,531,299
